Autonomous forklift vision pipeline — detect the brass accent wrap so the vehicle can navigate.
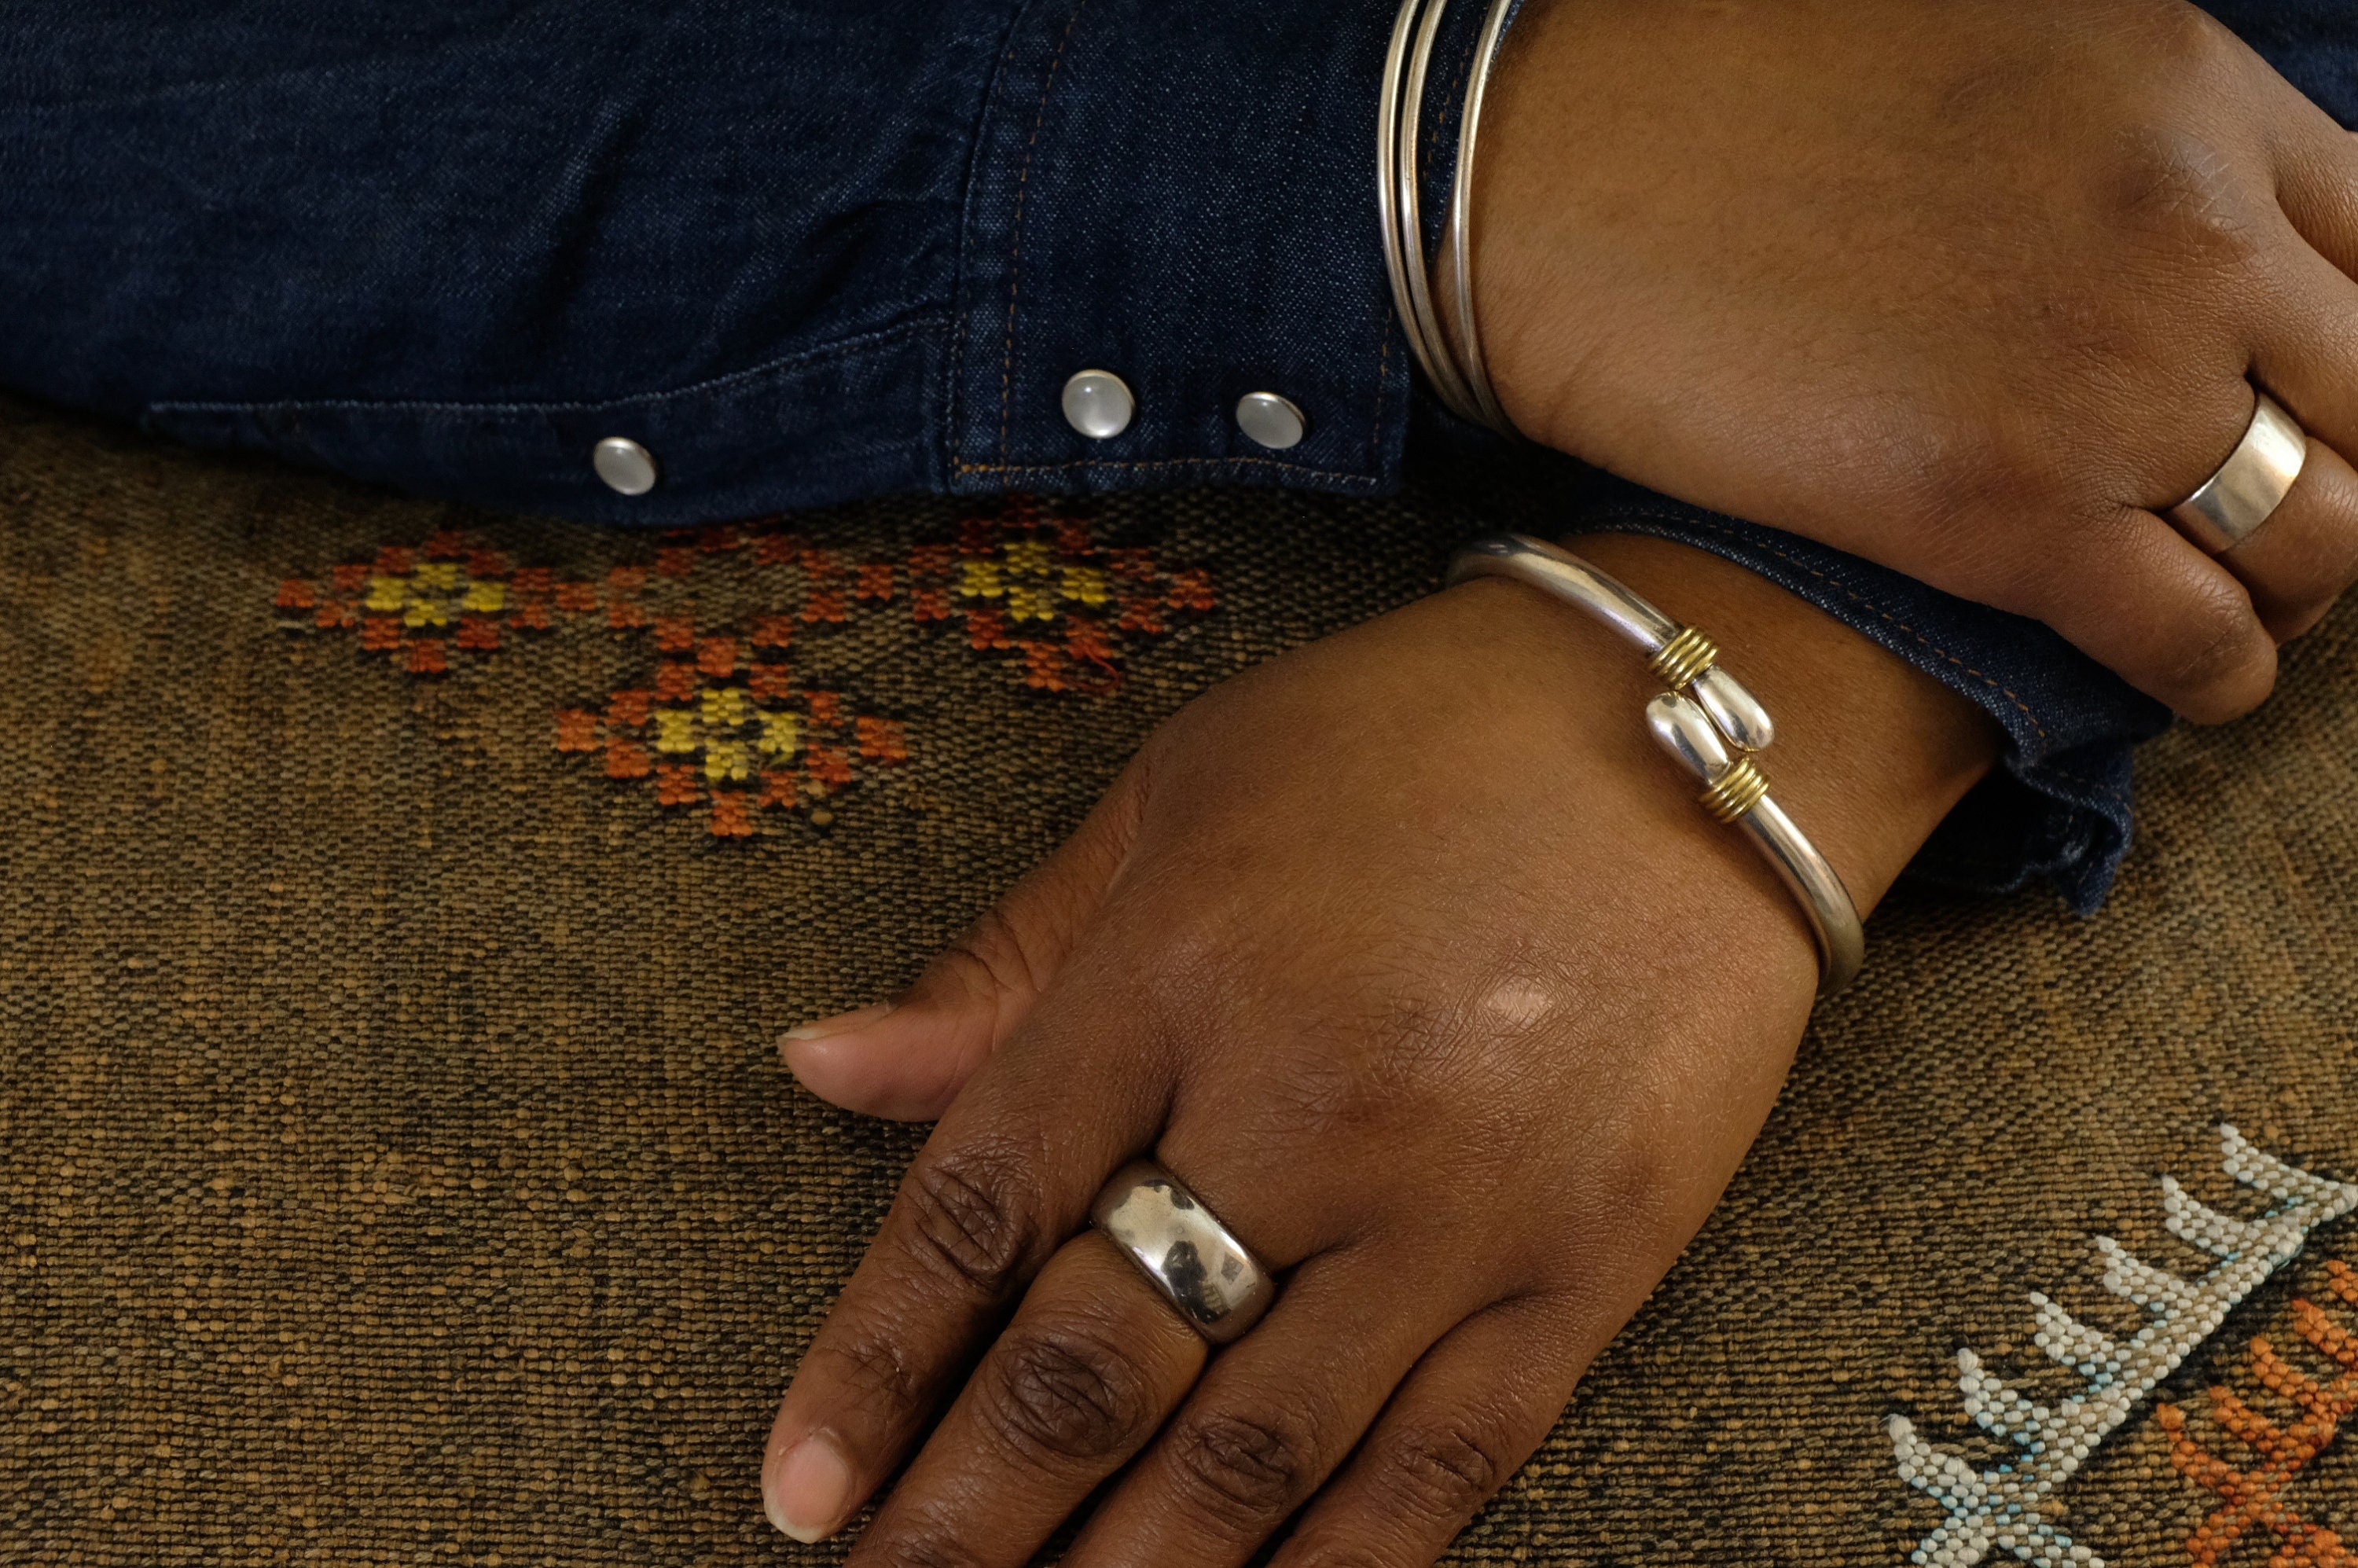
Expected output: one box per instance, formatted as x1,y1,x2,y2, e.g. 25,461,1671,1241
1649,625,1719,691
1700,756,1770,824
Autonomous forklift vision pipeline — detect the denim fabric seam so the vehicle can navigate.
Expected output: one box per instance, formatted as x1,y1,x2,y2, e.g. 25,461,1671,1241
145,316,946,419
1586,508,2136,807
944,0,1040,488
996,0,1090,467
953,454,1383,483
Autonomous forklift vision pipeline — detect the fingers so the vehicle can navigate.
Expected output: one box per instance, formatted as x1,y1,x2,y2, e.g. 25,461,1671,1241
2218,436,2358,642
844,1232,1207,1568
762,1017,1166,1543
1062,1247,1467,1568
1269,1294,1584,1568
2009,512,2275,723
782,760,1150,1120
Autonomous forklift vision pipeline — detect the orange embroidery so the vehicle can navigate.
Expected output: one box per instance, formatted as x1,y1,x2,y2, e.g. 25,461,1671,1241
758,769,800,809
697,523,740,555
360,617,402,652
966,608,1012,651
608,565,647,593
856,564,896,601
331,564,369,595
423,530,466,559
695,637,738,678
406,641,446,676
275,579,315,610
802,588,847,623
554,711,600,752
1166,567,1215,612
512,567,553,594
805,692,842,729
456,615,501,652
654,663,699,703
652,615,696,652
856,717,909,762
604,739,652,780
804,745,853,791
709,791,756,837
553,581,597,613
605,690,652,728
755,534,800,566
654,545,695,578
466,549,509,579
1017,641,1072,692
2161,1260,2358,1566
654,764,700,806
604,597,649,630
751,614,795,649
748,663,793,700
373,546,413,575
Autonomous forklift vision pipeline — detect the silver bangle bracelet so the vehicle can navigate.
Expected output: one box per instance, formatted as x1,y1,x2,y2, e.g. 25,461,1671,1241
1378,0,1519,435
1446,534,1867,993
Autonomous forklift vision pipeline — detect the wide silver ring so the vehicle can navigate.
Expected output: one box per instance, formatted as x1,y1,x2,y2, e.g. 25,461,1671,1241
1089,1160,1275,1345
2166,391,2308,553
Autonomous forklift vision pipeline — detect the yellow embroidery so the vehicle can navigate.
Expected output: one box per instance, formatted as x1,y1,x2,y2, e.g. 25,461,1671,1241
1005,540,1052,576
364,576,408,612
1008,584,1058,622
402,597,450,630
958,561,1005,599
413,562,461,591
758,711,801,758
653,711,700,754
700,687,751,728
461,581,507,613
703,741,751,783
1060,566,1109,605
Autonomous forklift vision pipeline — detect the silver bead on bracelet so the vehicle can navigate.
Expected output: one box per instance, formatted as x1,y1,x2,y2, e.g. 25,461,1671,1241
1446,534,1866,993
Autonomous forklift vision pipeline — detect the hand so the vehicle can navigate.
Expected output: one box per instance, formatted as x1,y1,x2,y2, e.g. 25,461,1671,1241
760,536,1996,1566
1473,0,2358,721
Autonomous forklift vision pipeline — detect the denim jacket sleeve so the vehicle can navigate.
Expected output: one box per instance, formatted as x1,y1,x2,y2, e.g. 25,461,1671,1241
2,0,2351,910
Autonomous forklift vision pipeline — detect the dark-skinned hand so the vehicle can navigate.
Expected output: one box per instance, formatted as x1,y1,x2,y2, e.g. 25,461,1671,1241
762,535,1998,1566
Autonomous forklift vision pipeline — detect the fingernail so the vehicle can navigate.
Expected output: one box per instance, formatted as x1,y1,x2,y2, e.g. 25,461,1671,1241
765,1431,854,1543
780,1001,894,1045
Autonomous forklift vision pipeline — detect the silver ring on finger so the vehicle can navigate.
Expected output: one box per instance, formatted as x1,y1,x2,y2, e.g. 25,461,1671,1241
2168,390,2308,552
1089,1159,1276,1345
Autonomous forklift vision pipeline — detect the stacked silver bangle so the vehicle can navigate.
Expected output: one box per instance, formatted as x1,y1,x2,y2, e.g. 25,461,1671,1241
1449,535,1867,993
1379,0,1520,435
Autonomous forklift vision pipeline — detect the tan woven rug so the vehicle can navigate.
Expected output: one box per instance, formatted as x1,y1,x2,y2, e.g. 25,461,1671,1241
2,391,2353,1565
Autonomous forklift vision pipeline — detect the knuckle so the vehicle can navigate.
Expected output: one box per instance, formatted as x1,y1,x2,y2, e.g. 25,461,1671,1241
1170,1405,1323,1529
1376,1419,1507,1523
981,1314,1162,1463
2163,579,2269,704
899,1144,1038,1302
933,902,1042,1004
861,1522,989,1568
2103,128,2263,269
813,1330,920,1412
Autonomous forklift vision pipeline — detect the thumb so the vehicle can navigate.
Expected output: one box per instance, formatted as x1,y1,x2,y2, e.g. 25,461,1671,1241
777,759,1150,1121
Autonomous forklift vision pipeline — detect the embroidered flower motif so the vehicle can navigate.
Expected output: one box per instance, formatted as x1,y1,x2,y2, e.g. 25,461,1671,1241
908,502,1212,694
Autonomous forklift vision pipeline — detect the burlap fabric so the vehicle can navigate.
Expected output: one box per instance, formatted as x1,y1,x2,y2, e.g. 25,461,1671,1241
2,389,2352,1566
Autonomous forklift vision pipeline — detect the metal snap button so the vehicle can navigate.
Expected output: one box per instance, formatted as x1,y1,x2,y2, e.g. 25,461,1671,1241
592,437,659,496
1061,370,1136,439
1235,391,1306,450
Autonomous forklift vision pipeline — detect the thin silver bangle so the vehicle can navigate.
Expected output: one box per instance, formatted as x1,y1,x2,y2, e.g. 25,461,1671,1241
1446,534,1867,993
1377,0,1519,435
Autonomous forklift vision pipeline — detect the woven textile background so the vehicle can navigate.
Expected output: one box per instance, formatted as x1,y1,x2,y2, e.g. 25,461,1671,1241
1,391,2352,1566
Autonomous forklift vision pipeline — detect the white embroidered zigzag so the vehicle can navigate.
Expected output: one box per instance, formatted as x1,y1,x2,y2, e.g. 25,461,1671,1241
1886,1125,2358,1567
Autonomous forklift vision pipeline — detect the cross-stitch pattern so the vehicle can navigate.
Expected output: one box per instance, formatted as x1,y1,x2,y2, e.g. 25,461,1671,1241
1887,1127,2358,1568
2159,1260,2358,1566
271,501,1214,836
